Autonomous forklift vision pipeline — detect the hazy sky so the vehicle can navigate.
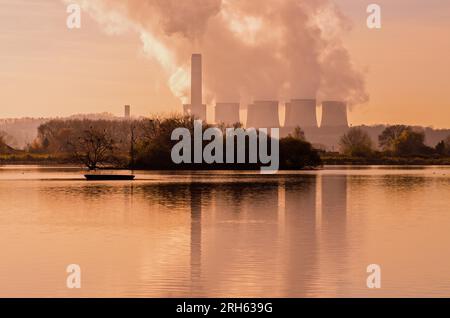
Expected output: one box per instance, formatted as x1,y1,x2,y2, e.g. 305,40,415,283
1,0,449,128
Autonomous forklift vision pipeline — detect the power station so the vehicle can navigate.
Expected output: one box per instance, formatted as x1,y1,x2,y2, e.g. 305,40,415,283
183,53,349,146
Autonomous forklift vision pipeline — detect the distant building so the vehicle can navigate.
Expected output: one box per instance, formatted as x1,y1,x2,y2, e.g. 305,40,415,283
124,105,131,118
178,53,450,151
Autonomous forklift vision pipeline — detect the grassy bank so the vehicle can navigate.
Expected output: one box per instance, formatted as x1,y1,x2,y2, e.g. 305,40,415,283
0,153,74,165
2,153,450,166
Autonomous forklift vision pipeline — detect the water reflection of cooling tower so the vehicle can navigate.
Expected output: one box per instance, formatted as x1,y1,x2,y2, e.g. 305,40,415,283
320,101,349,128
321,174,348,268
284,177,318,296
215,103,240,125
322,175,347,229
285,99,318,128
246,101,280,128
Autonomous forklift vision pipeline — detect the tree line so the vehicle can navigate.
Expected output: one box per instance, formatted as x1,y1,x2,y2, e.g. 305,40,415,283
29,116,322,170
7,118,449,168
339,125,450,158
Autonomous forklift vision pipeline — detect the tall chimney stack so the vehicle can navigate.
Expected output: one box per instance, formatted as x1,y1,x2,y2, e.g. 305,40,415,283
188,54,206,121
191,54,202,109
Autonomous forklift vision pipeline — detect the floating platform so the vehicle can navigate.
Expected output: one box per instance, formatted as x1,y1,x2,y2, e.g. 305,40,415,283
84,174,135,181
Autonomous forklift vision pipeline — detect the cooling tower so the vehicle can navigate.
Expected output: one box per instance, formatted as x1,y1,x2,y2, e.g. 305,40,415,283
320,101,348,128
215,103,240,125
285,99,317,128
246,100,280,128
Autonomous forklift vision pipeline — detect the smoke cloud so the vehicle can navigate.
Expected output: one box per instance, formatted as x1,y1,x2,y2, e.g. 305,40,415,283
69,0,369,107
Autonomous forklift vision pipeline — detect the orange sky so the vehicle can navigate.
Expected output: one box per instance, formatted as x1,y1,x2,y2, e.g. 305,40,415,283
0,0,449,128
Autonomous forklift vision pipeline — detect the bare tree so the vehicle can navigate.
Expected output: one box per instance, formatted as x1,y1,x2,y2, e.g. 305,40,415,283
129,122,138,169
68,127,115,170
339,127,373,157
289,126,306,141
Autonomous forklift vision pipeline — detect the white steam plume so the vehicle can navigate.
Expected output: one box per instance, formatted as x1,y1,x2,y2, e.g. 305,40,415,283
66,0,369,107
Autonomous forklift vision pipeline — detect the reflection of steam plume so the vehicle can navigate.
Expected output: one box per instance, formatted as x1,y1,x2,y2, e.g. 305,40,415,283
73,0,368,107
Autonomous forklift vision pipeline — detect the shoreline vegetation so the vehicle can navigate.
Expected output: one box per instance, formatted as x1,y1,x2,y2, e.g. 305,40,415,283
321,155,450,166
1,117,450,168
2,153,450,167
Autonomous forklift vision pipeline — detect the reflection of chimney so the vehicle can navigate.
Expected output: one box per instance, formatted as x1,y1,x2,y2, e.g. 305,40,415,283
188,54,206,121
190,184,202,287
215,103,240,125
285,99,317,128
246,100,280,128
320,101,348,128
124,105,130,118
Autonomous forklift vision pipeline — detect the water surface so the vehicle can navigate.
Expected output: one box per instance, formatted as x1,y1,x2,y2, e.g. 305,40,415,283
0,165,449,297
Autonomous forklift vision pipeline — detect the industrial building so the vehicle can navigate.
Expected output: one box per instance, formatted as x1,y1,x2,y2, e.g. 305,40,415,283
246,101,280,128
320,101,349,128
182,53,352,149
285,99,318,128
215,102,240,125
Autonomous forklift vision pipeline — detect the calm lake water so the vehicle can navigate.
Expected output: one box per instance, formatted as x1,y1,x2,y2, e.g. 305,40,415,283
0,165,449,297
